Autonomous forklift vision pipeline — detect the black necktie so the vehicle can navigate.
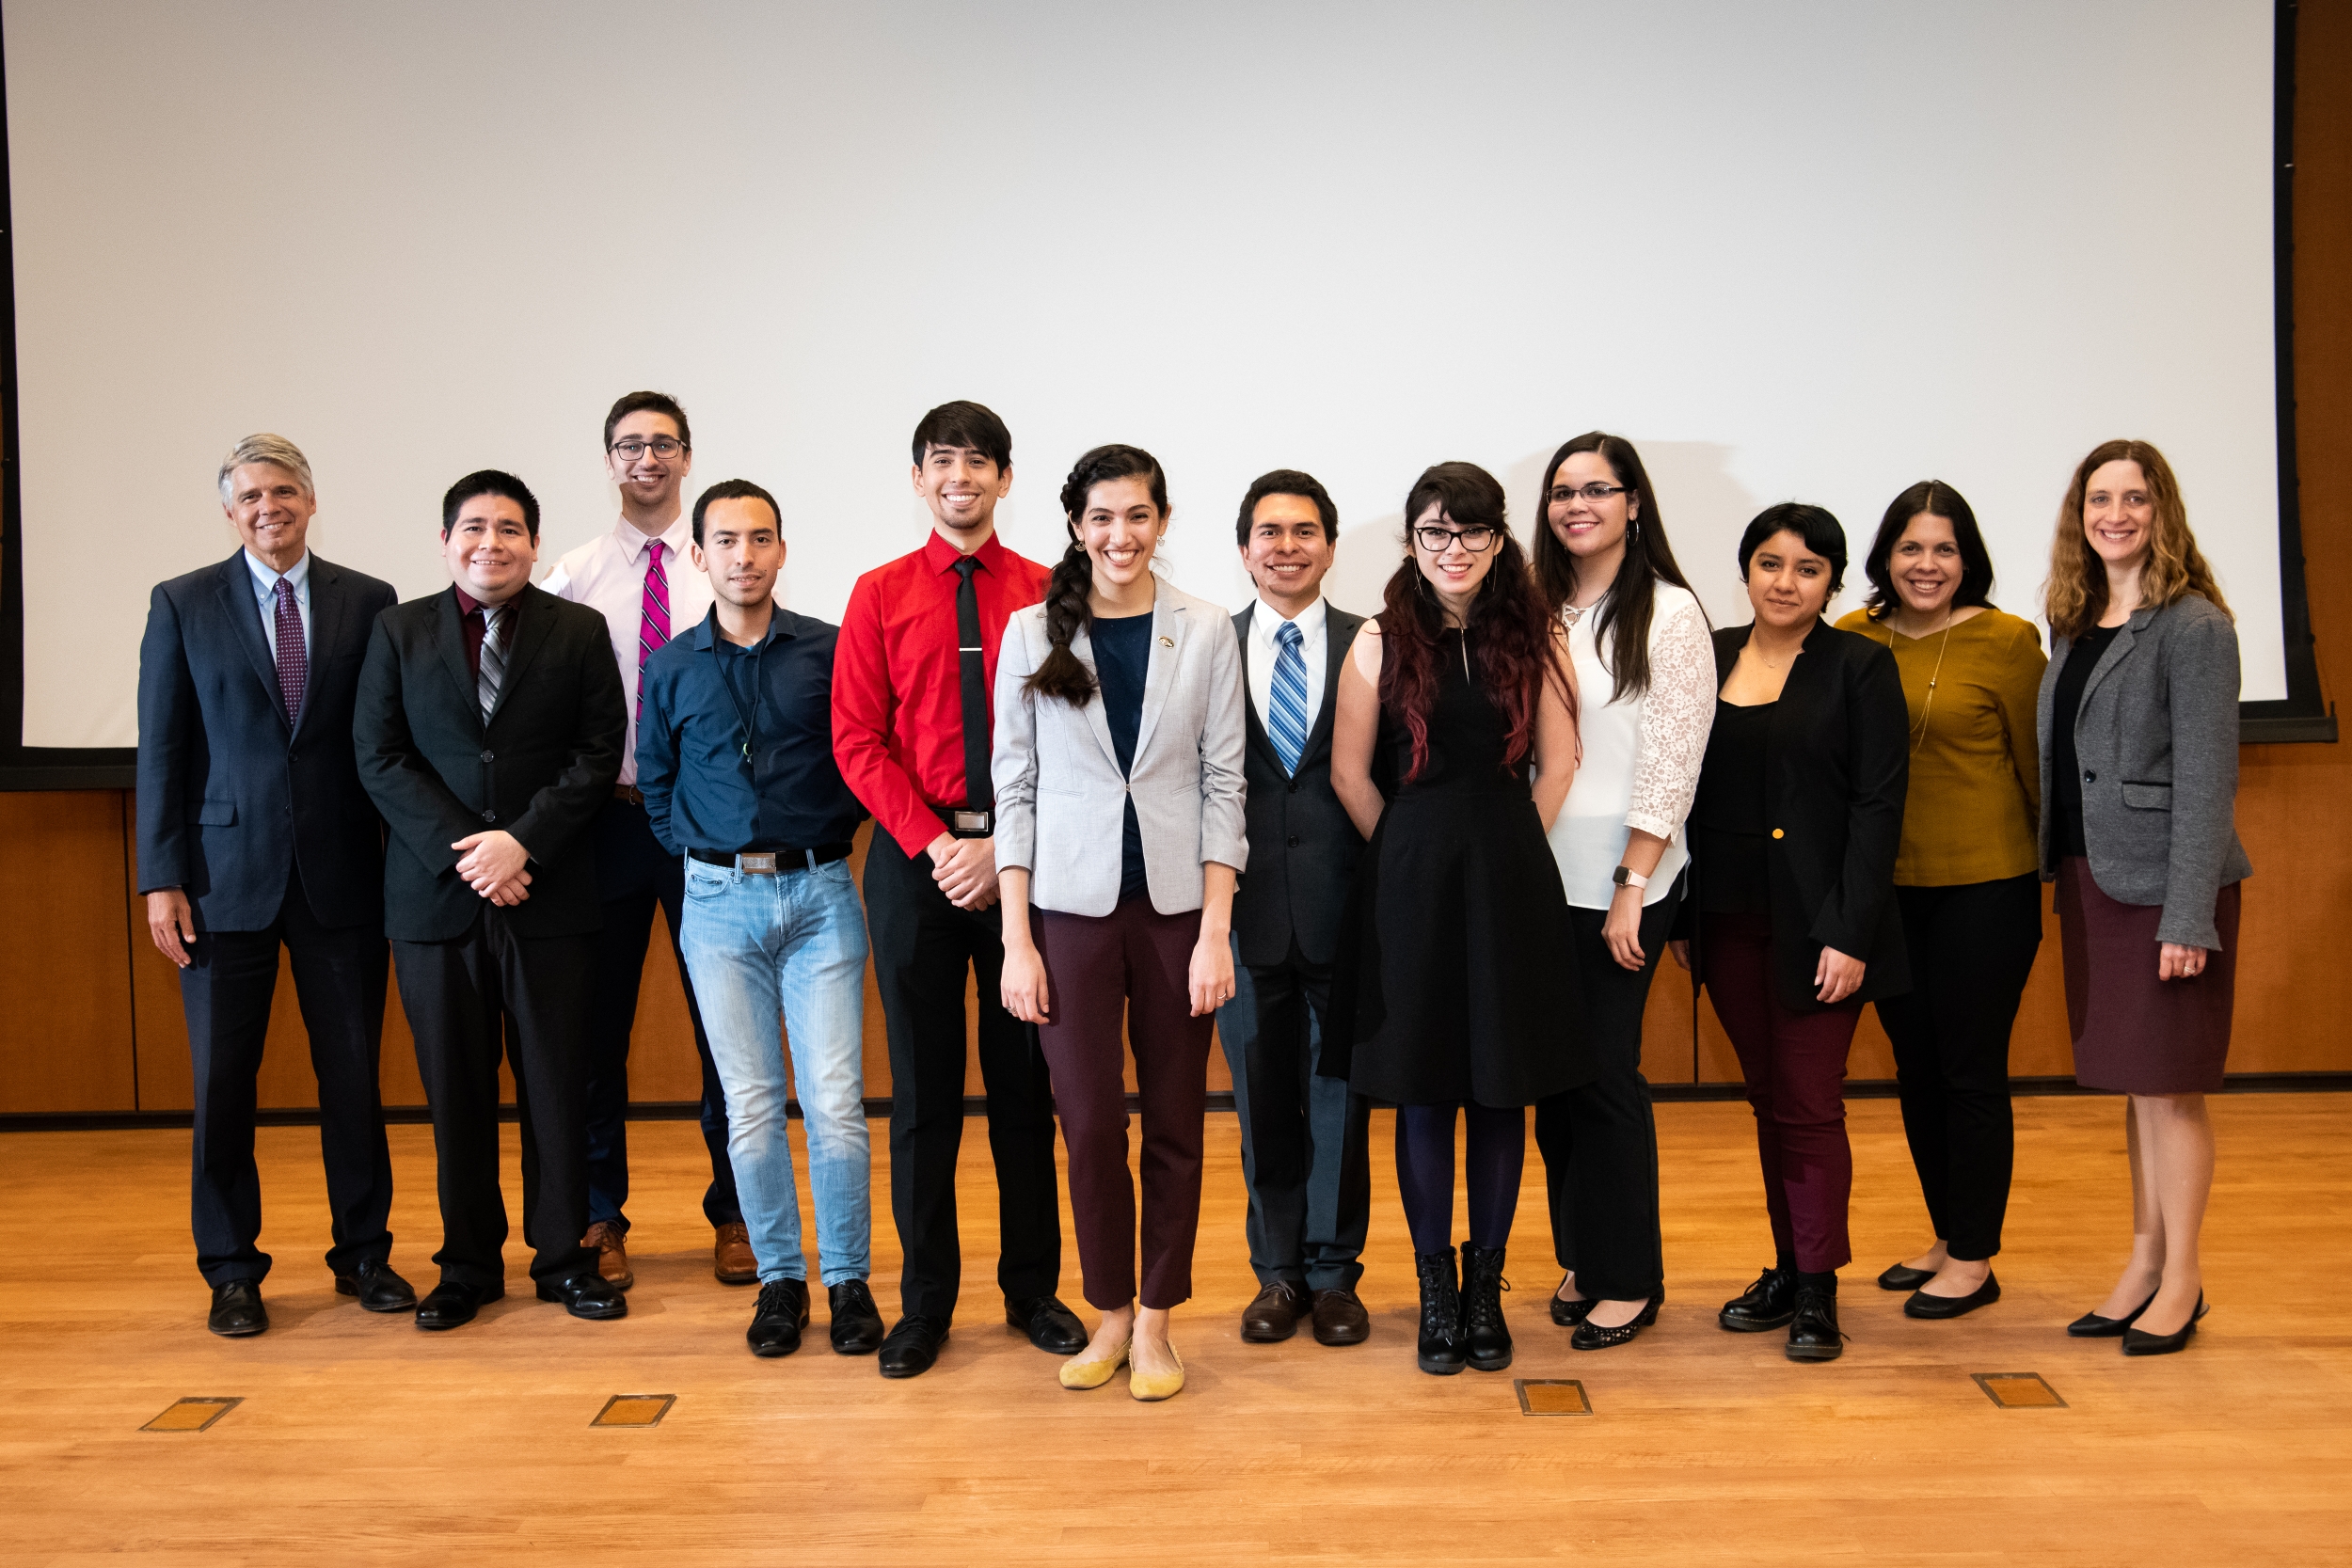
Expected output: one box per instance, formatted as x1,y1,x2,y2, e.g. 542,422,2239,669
951,557,991,813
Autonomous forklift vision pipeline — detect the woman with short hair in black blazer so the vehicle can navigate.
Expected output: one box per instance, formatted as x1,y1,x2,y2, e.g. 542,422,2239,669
2041,439,2250,1357
1673,503,1909,1363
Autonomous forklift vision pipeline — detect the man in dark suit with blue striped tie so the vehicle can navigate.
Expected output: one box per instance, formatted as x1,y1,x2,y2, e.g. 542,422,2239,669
1217,470,1374,1348
136,434,406,1337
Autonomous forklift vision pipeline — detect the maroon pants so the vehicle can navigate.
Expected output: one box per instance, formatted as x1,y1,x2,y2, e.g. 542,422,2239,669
1703,912,1863,1274
1034,898,1215,1311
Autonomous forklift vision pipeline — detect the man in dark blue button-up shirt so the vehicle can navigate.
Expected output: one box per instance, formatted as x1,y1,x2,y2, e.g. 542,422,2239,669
634,480,882,1361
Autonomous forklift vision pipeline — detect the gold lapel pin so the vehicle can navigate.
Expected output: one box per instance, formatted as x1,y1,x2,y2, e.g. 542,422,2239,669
1158,635,1174,647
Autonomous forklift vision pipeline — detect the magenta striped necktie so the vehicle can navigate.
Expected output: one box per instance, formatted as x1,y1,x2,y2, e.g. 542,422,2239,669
638,540,671,694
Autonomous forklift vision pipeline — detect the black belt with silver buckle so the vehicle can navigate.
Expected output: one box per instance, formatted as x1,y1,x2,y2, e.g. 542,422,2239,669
934,804,994,839
688,843,854,875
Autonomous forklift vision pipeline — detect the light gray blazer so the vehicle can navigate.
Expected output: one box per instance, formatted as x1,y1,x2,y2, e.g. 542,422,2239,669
2037,594,2252,949
993,578,1248,918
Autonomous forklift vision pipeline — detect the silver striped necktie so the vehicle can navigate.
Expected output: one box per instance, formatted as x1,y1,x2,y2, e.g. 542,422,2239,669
478,605,506,721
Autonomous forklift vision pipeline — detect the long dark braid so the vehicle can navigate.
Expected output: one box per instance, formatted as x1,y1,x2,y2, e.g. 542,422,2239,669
1023,443,1168,705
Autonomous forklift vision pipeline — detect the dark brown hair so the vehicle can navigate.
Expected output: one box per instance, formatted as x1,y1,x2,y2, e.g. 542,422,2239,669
1025,444,1168,705
1528,432,1699,703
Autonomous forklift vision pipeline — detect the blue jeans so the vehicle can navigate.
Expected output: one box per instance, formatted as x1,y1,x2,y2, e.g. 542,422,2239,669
679,856,872,1286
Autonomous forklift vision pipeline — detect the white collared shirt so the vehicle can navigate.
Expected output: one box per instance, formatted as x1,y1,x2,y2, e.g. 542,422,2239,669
1245,594,1328,739
544,514,716,785
244,547,312,663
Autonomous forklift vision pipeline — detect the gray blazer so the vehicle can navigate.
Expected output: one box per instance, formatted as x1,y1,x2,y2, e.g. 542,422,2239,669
2037,594,2252,949
993,578,1248,917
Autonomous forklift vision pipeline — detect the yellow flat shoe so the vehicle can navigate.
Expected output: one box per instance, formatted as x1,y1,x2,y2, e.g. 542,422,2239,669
1058,1340,1131,1390
1129,1345,1185,1402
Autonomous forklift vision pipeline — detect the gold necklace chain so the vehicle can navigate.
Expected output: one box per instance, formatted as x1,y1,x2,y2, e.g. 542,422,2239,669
1878,612,1956,754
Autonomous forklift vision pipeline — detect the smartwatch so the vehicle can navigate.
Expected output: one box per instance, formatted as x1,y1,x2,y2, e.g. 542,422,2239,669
1612,864,1650,892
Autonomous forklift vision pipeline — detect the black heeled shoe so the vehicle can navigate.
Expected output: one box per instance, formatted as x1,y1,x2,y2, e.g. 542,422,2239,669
1903,1272,2000,1320
2122,1294,2208,1356
1570,1290,1662,1352
1877,1261,1936,1292
2066,1289,2157,1338
1549,1274,1594,1327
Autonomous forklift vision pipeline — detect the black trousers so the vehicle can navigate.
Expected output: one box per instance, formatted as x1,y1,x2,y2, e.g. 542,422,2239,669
1877,874,2042,1262
1217,939,1371,1291
580,797,740,1233
864,821,1062,1321
179,869,392,1288
393,910,596,1289
1534,891,1678,1302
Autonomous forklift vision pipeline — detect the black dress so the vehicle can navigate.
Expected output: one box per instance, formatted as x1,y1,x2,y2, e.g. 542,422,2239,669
1325,628,1590,1106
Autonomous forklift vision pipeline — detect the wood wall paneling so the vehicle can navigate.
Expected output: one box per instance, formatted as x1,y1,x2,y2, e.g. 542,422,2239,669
0,792,136,1112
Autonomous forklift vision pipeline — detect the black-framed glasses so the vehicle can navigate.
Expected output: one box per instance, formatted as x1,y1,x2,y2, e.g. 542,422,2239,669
610,436,688,460
1412,524,1500,553
1548,483,1629,506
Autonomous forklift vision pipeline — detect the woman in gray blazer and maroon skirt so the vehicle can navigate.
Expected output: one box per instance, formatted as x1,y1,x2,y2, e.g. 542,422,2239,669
2040,439,2250,1357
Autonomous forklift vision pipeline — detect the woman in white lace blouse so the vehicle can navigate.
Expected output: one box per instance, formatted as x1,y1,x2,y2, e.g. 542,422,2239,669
1529,433,1715,1350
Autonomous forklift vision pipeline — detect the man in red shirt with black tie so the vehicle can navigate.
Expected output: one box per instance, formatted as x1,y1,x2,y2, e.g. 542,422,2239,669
832,401,1084,1378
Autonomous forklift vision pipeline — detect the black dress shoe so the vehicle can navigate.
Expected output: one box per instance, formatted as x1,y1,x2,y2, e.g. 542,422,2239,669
415,1279,501,1331
1877,1261,1936,1291
208,1279,268,1338
1785,1284,1846,1362
879,1314,951,1378
2122,1293,2208,1356
537,1271,628,1320
1549,1274,1595,1327
336,1258,418,1313
1904,1272,2000,1320
828,1279,885,1354
1239,1280,1311,1342
1311,1288,1371,1346
1571,1290,1663,1352
2067,1290,2158,1338
1006,1295,1088,1354
1719,1265,1797,1332
748,1279,810,1357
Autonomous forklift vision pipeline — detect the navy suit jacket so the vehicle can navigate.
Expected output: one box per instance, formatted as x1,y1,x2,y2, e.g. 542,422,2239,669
1229,603,1366,969
135,550,399,932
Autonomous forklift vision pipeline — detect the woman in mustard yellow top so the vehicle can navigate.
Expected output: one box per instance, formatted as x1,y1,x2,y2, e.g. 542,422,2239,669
1836,481,2045,1321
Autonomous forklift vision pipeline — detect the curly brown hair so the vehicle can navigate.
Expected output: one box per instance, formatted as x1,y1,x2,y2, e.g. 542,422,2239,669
2043,439,2232,640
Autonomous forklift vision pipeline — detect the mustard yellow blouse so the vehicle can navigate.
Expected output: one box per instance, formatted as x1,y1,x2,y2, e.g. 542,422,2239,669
1834,606,2046,886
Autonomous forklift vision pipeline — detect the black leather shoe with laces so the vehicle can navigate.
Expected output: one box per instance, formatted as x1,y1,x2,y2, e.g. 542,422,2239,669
878,1314,951,1378
1785,1284,1846,1362
748,1279,810,1357
1571,1290,1663,1352
336,1257,418,1313
1413,1247,1466,1376
1459,1243,1513,1373
207,1279,268,1338
828,1279,884,1354
1718,1265,1797,1332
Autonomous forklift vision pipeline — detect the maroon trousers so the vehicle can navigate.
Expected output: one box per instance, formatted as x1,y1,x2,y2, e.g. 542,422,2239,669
1703,912,1864,1274
1034,898,1215,1311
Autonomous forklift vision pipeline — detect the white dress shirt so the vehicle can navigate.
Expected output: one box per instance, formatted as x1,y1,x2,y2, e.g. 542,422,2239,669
1245,594,1329,737
544,514,715,786
244,548,311,663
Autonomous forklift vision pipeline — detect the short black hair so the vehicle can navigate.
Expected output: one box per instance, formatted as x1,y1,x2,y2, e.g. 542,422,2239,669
1861,480,1995,618
911,401,1011,470
692,479,783,546
442,469,540,541
1233,469,1338,547
1737,501,1847,594
604,390,691,452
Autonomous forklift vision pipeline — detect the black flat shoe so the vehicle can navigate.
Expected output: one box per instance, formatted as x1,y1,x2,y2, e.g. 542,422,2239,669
336,1258,418,1313
1785,1284,1846,1363
1549,1274,1594,1327
2122,1294,2208,1356
829,1279,885,1354
1570,1291,1662,1352
415,1279,501,1331
207,1279,268,1338
2067,1289,2157,1338
537,1270,628,1320
1006,1294,1088,1354
748,1279,810,1357
1719,1265,1797,1332
878,1314,950,1378
1903,1272,2000,1320
1877,1262,1936,1291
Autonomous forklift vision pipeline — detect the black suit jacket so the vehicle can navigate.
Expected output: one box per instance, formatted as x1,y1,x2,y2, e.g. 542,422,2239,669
135,551,399,931
354,583,626,942
1230,603,1368,969
1695,618,1912,1010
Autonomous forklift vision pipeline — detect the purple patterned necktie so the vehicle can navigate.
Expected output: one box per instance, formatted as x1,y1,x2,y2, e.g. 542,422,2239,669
638,540,671,697
272,576,307,726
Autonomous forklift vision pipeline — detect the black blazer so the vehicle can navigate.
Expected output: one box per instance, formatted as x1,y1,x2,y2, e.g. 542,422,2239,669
135,551,399,931
1692,618,1911,1010
1230,604,1367,969
354,583,626,942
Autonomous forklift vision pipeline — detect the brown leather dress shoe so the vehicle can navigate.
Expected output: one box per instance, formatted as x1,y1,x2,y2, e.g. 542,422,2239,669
580,1221,633,1291
1240,1279,1311,1342
1311,1287,1372,1346
713,1221,757,1285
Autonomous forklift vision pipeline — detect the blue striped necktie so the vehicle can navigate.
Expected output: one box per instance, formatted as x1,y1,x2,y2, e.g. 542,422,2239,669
1269,619,1310,776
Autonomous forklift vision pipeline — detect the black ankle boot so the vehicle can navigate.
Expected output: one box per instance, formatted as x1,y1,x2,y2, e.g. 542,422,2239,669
1413,1247,1466,1376
1718,1264,1798,1332
1459,1243,1513,1373
1786,1272,1844,1362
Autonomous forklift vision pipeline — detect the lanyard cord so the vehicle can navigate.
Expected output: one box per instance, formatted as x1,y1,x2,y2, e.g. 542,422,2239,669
708,637,762,763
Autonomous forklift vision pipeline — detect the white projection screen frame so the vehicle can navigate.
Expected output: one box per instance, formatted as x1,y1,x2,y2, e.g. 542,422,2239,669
0,0,2330,774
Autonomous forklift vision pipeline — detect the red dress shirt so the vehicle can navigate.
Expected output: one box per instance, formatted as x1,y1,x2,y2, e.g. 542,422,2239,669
832,530,1052,852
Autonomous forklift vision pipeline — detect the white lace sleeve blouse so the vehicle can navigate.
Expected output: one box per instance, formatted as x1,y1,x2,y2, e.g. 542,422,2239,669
1546,581,1716,910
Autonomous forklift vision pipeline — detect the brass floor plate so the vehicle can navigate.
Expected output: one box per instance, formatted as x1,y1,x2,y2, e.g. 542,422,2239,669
593,1394,676,1428
1514,1379,1593,1417
142,1397,243,1433
1972,1372,2067,1409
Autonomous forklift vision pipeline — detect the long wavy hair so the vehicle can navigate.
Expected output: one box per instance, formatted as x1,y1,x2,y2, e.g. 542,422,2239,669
1861,480,1995,620
1024,443,1168,705
1528,432,1700,703
2043,439,2232,640
1378,461,1569,783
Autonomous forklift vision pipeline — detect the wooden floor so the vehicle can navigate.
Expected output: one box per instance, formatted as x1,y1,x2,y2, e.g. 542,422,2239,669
4,1095,2348,1565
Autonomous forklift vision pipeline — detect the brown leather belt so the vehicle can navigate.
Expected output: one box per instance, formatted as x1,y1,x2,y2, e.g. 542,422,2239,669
613,784,645,806
688,843,854,875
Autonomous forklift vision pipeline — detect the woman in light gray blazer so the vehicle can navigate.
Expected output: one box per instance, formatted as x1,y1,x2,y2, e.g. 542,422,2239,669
993,444,1247,1402
2038,438,2251,1358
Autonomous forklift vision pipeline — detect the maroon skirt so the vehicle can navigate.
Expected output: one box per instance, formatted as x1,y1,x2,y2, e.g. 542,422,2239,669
2056,857,2241,1095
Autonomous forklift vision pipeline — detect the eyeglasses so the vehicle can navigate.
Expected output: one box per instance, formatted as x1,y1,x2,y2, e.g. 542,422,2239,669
1412,524,1500,554
610,437,688,461
1548,483,1629,506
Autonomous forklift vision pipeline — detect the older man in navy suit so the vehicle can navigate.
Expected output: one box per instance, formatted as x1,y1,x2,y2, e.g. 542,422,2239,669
136,434,406,1337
